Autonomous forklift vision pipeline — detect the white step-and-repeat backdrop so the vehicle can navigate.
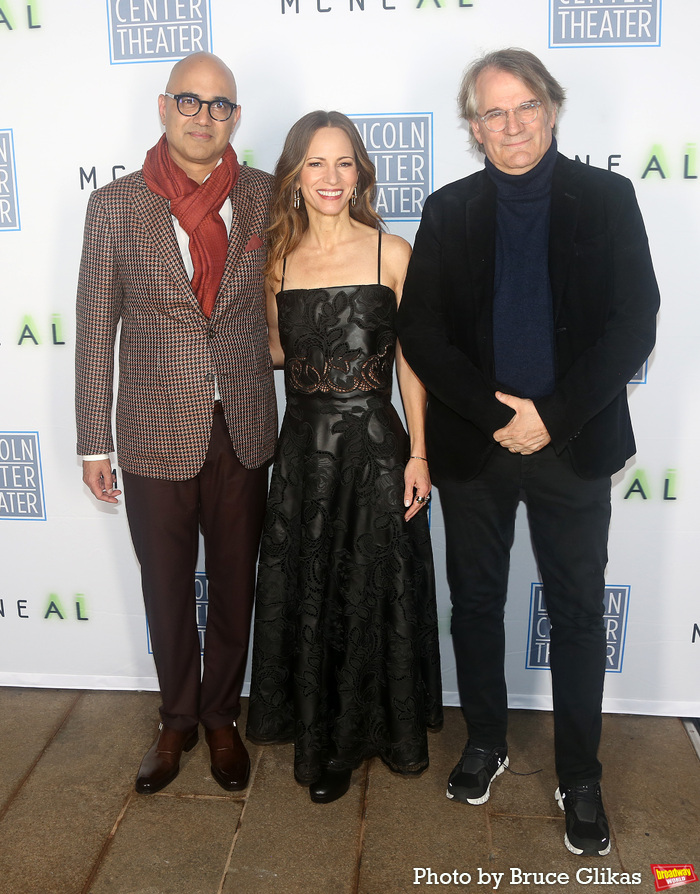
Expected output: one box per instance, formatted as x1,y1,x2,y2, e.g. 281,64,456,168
1,0,698,717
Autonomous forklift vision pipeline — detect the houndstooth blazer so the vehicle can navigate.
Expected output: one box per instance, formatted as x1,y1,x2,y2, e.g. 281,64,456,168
75,164,277,479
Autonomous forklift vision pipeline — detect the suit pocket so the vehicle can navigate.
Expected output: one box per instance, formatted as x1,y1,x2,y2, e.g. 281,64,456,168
119,325,165,384
116,378,175,461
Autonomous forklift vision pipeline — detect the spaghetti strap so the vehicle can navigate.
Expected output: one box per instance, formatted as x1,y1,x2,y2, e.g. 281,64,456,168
377,229,383,285
281,256,287,291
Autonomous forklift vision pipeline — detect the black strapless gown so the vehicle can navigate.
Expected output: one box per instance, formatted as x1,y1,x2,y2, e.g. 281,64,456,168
247,283,443,785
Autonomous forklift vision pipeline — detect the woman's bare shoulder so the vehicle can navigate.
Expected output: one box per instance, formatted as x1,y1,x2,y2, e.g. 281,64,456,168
381,232,412,282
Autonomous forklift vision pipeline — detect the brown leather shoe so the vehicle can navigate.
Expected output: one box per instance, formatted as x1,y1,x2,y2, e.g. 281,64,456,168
205,723,250,791
135,723,198,795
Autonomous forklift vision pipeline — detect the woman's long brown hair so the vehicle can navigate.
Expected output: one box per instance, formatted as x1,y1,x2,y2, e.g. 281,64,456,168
264,110,384,279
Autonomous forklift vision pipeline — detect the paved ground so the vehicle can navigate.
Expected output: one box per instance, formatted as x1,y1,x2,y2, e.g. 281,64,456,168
1,688,698,894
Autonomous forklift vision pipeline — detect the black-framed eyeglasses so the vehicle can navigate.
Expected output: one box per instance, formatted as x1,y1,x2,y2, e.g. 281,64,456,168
478,101,542,133
164,92,238,122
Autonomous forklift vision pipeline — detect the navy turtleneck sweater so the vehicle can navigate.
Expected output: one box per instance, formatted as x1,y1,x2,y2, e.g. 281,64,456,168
486,136,558,400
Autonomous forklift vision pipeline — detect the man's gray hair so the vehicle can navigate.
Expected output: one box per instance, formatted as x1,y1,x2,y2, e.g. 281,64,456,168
458,48,566,152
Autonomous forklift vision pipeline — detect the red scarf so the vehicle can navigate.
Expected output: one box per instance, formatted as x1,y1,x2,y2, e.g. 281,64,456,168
142,134,239,318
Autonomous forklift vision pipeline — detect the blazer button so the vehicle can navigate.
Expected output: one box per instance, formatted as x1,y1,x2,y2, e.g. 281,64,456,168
205,373,215,383
208,327,216,339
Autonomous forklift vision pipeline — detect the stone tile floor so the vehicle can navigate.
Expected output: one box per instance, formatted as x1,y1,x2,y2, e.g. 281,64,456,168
0,688,698,894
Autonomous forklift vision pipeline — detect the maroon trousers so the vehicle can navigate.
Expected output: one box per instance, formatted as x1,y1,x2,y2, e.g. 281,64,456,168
122,408,268,732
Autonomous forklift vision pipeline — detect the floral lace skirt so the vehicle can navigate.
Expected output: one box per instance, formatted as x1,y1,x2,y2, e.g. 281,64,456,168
246,391,443,784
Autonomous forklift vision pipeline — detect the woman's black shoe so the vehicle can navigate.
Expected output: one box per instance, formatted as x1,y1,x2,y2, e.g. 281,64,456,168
309,766,352,803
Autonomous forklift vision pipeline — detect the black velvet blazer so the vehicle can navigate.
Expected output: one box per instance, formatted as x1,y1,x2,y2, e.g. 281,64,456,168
397,153,660,482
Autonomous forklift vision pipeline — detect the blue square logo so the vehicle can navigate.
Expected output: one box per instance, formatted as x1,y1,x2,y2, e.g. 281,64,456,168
107,0,211,64
550,0,661,48
630,361,648,385
0,433,45,520
0,130,21,231
526,583,630,672
147,571,208,655
350,114,433,222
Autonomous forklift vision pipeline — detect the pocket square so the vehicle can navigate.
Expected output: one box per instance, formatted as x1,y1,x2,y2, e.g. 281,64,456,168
245,234,263,251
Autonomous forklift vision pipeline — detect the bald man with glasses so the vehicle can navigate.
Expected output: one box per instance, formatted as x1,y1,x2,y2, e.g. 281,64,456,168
76,52,275,795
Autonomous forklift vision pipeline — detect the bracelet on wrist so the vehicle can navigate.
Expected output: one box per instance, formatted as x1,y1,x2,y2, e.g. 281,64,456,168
410,455,428,462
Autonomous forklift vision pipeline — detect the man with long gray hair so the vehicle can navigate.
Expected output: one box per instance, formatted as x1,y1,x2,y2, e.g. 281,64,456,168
398,48,659,855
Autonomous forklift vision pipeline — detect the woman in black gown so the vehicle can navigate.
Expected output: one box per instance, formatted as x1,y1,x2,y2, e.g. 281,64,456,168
247,111,442,803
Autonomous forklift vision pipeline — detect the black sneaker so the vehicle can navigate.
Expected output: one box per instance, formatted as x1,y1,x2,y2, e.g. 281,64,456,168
446,743,508,805
555,783,611,856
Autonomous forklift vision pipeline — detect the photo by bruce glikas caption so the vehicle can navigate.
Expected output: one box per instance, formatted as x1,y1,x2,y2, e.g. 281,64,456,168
411,867,644,887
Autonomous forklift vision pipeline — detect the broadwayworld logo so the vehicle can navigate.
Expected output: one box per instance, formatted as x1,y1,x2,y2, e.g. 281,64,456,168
526,584,629,672
550,0,661,48
106,0,211,64
350,114,432,222
0,129,20,231
651,864,698,892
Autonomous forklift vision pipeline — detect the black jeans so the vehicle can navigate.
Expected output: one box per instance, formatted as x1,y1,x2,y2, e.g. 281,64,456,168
438,444,611,785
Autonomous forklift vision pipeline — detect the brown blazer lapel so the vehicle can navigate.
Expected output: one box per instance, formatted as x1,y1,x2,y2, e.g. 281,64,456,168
131,181,199,308
216,176,256,306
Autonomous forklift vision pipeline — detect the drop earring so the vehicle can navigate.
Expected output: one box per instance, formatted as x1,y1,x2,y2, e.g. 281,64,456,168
350,185,358,207
293,188,301,210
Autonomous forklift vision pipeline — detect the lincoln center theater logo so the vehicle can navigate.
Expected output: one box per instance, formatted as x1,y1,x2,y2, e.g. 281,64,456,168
550,0,661,48
194,571,208,651
0,129,20,231
630,361,648,384
526,584,630,671
147,572,208,655
0,432,46,520
107,0,211,64
350,114,432,222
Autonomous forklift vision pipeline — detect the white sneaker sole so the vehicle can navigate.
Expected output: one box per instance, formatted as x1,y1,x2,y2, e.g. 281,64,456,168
446,756,509,805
